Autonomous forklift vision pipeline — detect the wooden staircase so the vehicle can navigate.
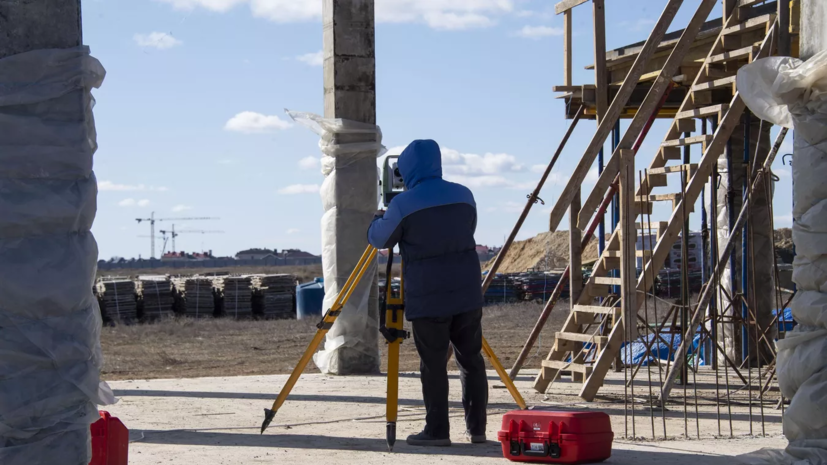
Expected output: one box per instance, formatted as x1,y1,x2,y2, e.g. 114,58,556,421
534,4,778,401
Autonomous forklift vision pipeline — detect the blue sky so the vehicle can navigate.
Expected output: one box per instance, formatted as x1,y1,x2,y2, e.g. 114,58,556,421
83,0,794,259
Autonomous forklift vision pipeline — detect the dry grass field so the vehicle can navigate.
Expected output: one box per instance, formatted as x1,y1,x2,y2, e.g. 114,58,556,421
100,301,570,381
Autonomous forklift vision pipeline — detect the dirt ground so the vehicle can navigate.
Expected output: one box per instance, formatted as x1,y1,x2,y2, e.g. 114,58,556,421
105,369,786,465
100,301,571,381
484,231,600,274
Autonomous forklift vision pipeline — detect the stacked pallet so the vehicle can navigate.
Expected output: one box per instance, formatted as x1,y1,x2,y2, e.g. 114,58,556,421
97,279,138,322
221,276,254,318
173,276,216,318
517,272,568,302
254,274,296,318
138,276,174,319
483,274,521,304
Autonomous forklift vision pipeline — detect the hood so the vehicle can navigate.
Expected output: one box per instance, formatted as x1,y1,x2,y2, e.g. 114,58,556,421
397,139,442,189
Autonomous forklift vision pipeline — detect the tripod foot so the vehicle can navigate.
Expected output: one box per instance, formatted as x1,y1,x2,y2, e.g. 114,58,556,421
260,408,276,434
386,422,396,452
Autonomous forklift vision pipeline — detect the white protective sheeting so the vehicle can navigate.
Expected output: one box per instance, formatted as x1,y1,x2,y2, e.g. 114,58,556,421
0,47,115,464
738,52,827,464
287,110,385,374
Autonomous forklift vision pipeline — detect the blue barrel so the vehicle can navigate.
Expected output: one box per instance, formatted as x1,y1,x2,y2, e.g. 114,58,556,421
296,278,325,320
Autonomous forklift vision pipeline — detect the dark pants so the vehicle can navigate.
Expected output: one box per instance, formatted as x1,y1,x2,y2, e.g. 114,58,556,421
411,308,488,439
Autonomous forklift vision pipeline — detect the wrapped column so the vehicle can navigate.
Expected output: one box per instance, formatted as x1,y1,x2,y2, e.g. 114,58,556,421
737,17,827,463
0,32,114,465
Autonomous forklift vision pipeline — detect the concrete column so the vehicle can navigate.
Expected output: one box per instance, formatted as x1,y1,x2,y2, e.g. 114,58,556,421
322,0,380,374
1,1,103,464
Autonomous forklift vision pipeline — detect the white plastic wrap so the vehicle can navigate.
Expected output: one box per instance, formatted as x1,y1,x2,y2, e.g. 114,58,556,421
287,110,385,374
0,47,115,464
737,51,827,465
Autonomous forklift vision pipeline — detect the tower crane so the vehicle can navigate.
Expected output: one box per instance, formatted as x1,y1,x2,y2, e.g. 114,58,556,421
135,212,218,259
158,225,224,253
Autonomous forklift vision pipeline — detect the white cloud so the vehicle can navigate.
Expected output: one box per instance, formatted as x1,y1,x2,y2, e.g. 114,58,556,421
224,111,292,134
133,32,183,49
118,198,150,207
298,156,319,170
99,181,169,192
286,228,301,234
444,175,513,189
586,167,600,183
172,204,193,212
296,50,323,66
776,213,793,226
442,148,524,176
516,25,563,39
530,164,567,185
774,167,791,178
157,0,513,30
279,184,320,194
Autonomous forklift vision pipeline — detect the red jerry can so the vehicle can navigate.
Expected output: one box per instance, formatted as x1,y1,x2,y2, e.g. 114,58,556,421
497,410,613,464
89,411,129,465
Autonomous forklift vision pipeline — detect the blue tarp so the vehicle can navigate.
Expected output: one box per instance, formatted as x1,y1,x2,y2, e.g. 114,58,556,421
773,307,795,332
620,330,704,366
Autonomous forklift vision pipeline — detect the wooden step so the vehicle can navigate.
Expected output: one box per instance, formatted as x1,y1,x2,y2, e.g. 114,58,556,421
645,171,669,189
573,305,617,315
722,14,774,36
736,0,765,7
709,45,758,64
649,193,681,202
662,135,713,148
676,104,729,120
542,360,592,374
648,163,698,176
635,249,653,258
636,221,668,231
592,276,622,286
555,332,609,345
692,76,737,92
702,65,734,81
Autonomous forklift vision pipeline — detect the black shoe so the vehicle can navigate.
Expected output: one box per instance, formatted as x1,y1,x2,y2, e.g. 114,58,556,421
465,430,486,443
406,431,451,447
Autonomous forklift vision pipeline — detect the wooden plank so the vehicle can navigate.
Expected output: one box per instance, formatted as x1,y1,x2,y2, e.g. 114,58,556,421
676,104,729,119
573,305,617,315
555,0,589,15
569,191,583,300
708,44,758,63
564,10,573,86
676,118,697,133
593,0,608,123
593,276,622,286
553,85,582,92
648,163,698,175
556,332,609,344
661,135,713,147
542,360,591,374
619,149,638,341
722,14,774,36
691,75,737,91
573,0,718,231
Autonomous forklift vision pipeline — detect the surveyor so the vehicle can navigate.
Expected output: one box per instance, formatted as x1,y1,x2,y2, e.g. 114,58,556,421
367,139,488,447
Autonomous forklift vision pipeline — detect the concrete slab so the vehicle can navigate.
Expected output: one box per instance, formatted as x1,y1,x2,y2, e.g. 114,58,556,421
106,370,786,464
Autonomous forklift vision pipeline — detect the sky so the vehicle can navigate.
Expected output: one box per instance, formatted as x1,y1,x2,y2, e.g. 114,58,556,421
83,0,794,260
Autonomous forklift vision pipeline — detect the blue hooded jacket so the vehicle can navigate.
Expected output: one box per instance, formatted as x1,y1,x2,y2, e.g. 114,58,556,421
367,140,483,320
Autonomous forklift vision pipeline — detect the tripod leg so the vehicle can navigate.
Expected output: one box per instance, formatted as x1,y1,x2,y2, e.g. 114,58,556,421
261,245,378,434
386,328,400,451
482,337,528,410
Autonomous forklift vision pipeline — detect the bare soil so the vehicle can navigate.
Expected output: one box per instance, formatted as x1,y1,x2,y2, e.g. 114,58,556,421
100,301,570,381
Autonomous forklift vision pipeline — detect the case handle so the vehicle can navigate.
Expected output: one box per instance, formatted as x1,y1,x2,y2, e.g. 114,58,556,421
519,440,562,458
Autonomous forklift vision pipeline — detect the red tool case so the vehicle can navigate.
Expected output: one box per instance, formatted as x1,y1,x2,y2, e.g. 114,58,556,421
497,410,613,464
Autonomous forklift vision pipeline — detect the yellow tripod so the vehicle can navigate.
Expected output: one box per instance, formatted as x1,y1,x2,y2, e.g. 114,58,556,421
260,245,527,450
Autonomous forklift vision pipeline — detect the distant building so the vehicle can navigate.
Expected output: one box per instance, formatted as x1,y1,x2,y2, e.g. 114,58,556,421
162,251,214,261
235,248,278,260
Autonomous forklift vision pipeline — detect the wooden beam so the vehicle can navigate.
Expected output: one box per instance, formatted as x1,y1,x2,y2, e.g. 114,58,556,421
778,0,791,55
556,0,589,15
564,10,573,86
593,0,608,122
575,0,719,230
619,149,638,340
